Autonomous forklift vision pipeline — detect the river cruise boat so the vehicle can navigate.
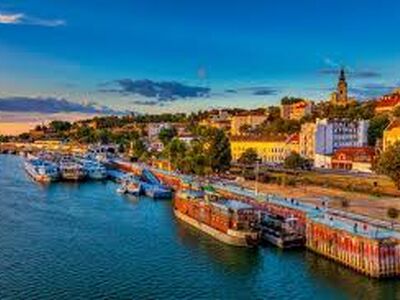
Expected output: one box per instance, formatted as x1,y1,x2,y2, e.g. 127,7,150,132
174,189,260,247
260,214,305,249
59,161,86,181
80,160,107,180
24,159,59,183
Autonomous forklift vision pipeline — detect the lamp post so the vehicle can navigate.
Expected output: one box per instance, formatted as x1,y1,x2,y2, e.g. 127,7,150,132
255,158,262,196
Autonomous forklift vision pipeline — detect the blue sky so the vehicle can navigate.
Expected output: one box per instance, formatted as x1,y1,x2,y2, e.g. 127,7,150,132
1,0,400,115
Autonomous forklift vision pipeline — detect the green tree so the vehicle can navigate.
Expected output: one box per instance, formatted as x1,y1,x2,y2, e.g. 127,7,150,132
368,114,390,146
49,120,72,132
284,152,308,170
387,207,399,228
377,142,400,189
162,138,187,171
158,127,177,145
130,139,146,159
209,129,231,173
238,148,258,166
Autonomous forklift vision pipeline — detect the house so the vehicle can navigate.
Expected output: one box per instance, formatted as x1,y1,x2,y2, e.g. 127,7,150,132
230,133,299,164
383,119,400,151
299,122,316,160
281,99,314,120
314,118,369,168
230,112,268,136
375,89,400,114
331,147,375,173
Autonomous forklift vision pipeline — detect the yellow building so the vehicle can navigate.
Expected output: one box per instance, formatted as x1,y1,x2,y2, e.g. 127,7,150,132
230,113,268,136
299,122,316,159
383,119,400,151
231,134,299,164
281,100,314,120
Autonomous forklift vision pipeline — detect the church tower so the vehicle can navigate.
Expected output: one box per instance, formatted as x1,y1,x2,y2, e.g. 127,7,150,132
330,68,349,105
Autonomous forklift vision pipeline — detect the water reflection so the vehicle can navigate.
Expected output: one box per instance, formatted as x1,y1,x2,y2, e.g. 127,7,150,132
175,219,261,274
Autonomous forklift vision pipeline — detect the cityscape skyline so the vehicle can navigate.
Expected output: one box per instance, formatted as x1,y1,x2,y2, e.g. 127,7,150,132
1,0,400,121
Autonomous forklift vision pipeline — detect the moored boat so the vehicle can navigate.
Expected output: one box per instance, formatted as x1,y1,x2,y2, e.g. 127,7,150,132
59,162,86,181
24,159,59,183
80,160,107,180
174,189,260,247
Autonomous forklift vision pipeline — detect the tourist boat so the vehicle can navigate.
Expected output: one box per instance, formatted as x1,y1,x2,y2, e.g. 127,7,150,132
174,189,260,247
117,180,141,196
24,159,59,183
59,161,86,181
260,214,305,249
80,160,107,180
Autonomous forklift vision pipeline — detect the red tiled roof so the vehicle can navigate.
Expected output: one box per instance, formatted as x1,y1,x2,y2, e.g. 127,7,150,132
285,133,300,144
332,147,375,162
376,93,400,108
385,119,400,131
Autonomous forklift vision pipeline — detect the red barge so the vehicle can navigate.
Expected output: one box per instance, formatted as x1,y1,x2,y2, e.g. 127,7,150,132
174,190,260,247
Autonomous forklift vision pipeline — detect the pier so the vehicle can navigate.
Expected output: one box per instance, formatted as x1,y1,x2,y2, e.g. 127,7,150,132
117,160,400,278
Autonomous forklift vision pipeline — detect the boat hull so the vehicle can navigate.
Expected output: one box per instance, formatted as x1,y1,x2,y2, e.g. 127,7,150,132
174,209,258,247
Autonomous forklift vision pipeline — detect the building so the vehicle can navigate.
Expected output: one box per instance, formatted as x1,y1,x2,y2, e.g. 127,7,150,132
230,112,268,136
331,147,375,173
146,123,172,139
299,122,316,160
375,89,400,114
329,68,355,106
281,99,314,120
314,118,369,168
230,134,299,164
383,119,400,151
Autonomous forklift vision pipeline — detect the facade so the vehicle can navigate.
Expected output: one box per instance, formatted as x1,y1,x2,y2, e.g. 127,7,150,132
281,100,314,120
331,147,375,173
383,119,400,151
230,134,299,164
147,123,172,139
299,122,316,159
314,118,369,168
230,113,268,136
375,89,400,114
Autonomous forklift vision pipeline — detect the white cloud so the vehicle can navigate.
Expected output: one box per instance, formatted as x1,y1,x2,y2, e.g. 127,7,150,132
0,12,65,27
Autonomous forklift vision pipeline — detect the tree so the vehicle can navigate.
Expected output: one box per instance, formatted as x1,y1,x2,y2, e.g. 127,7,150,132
209,129,231,173
377,142,400,189
284,152,308,170
368,114,390,146
393,106,400,118
158,127,177,146
387,207,399,228
49,120,72,133
238,148,258,166
162,138,187,170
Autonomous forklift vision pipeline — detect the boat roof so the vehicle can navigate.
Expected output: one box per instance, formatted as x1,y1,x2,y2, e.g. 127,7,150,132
212,199,254,211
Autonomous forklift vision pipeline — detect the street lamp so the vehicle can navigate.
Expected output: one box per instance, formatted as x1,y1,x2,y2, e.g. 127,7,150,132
255,158,262,196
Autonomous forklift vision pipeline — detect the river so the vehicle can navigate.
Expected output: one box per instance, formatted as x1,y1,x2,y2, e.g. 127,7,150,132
0,155,398,299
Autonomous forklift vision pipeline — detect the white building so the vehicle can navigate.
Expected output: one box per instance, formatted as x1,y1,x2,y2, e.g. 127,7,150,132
314,118,369,168
147,123,172,139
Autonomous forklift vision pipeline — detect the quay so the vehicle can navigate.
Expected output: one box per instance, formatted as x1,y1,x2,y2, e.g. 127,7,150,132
116,160,400,278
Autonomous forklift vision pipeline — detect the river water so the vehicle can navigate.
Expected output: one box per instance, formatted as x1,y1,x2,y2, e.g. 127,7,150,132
0,155,399,299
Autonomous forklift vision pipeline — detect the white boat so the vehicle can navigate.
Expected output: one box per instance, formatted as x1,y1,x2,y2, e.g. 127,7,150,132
117,181,140,196
80,160,107,180
24,159,59,183
59,162,86,181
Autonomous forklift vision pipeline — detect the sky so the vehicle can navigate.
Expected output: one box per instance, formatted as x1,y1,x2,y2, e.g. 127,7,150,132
1,0,400,125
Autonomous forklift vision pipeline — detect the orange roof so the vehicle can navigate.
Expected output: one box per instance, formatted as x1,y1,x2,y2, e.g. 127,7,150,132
333,146,375,158
376,93,400,108
285,133,299,144
230,134,287,142
385,119,400,131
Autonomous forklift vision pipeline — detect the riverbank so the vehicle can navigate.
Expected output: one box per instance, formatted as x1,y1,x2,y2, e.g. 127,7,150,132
240,179,400,223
